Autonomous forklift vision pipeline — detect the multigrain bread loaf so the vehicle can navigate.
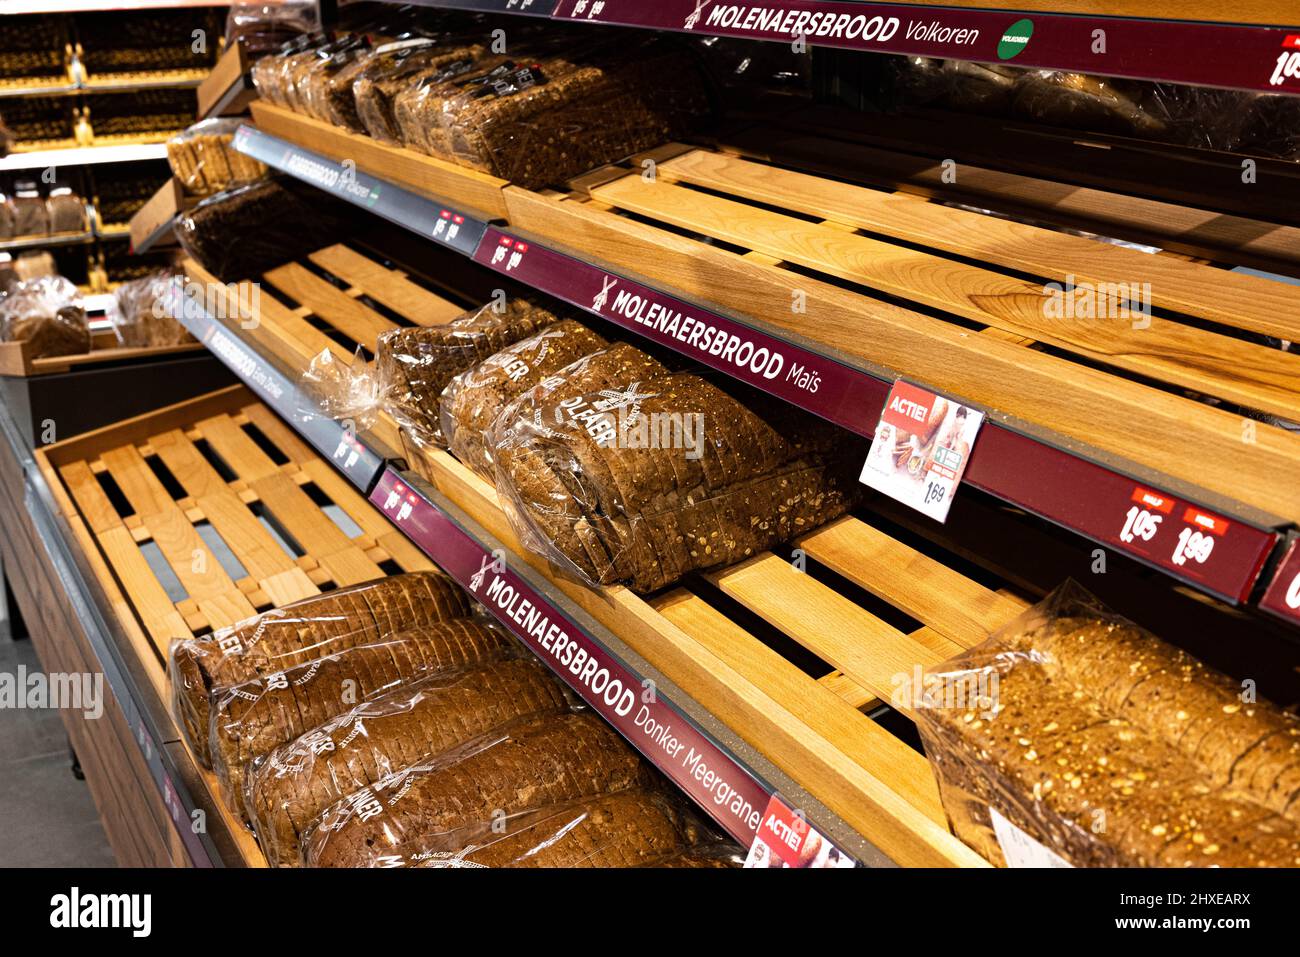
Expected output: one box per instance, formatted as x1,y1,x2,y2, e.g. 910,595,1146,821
417,790,701,868
916,582,1300,867
209,620,514,815
441,318,607,478
392,55,513,157
247,657,571,867
376,298,561,449
491,344,861,592
304,711,655,867
170,571,471,766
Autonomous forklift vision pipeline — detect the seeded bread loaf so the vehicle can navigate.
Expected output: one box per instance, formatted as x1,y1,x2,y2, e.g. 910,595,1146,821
377,298,561,450
418,790,701,868
210,620,514,815
247,657,571,867
491,344,860,592
170,571,472,766
305,711,654,867
916,584,1300,867
392,55,514,157
441,318,608,478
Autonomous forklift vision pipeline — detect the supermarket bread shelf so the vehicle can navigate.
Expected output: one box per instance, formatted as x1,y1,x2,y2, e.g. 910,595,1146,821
0,142,168,171
232,112,1299,618
378,0,1300,95
173,258,895,865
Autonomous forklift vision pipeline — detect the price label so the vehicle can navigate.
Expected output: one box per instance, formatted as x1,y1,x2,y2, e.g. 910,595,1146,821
859,380,984,522
1260,538,1300,625
379,479,418,524
136,718,154,762
745,795,855,868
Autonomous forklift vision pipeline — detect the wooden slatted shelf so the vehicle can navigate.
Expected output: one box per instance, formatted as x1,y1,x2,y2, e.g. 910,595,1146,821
33,384,439,867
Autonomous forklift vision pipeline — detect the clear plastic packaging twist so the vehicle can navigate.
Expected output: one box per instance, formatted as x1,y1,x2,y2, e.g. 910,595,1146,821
208,619,518,822
913,580,1300,868
302,710,657,867
245,656,574,866
168,571,472,767
487,343,863,593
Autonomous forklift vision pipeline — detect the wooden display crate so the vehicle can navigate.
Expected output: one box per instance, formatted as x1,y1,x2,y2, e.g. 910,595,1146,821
197,41,255,119
34,384,440,866
127,177,193,251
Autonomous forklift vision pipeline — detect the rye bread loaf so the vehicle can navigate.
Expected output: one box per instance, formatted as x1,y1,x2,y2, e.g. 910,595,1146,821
417,790,701,868
304,710,654,867
247,657,571,867
441,318,607,478
392,55,513,157
170,571,471,766
377,297,561,450
916,584,1300,867
491,345,860,592
210,620,514,816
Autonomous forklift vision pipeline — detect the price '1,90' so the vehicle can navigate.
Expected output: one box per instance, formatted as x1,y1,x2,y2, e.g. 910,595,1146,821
1120,506,1162,544
1172,527,1215,566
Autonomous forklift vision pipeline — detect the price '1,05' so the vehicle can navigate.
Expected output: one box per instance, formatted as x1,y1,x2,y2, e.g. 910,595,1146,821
1119,506,1214,566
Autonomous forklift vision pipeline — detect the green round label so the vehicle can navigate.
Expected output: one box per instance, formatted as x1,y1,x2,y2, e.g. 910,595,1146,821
997,18,1034,60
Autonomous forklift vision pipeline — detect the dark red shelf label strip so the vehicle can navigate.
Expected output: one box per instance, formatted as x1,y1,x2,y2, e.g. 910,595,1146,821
369,468,786,849
551,1,1300,95
1260,537,1300,626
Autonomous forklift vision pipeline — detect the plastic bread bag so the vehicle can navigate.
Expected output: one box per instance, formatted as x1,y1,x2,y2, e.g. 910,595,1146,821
45,186,88,234
372,297,563,451
487,343,861,593
168,571,473,767
167,118,268,197
1011,71,1166,138
0,274,90,359
110,268,194,348
299,34,373,122
440,317,608,479
437,41,712,189
226,1,321,55
912,580,1300,868
392,54,516,157
245,655,574,866
649,843,747,868
302,710,656,867
250,34,323,106
352,40,487,143
209,618,520,821
174,178,358,283
8,181,49,237
414,789,710,868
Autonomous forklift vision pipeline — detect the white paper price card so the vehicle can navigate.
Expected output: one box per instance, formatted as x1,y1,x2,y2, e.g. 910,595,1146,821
989,807,1073,868
859,381,984,522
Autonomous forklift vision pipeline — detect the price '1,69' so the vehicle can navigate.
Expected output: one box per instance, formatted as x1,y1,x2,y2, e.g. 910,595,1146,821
1172,527,1215,566
1119,506,1162,544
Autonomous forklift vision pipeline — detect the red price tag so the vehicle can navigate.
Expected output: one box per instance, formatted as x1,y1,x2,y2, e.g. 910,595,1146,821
745,795,854,868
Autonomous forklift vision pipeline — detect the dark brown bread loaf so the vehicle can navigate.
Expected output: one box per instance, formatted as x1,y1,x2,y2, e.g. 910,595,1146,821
392,55,514,157
916,588,1300,867
210,620,515,815
376,298,561,449
441,318,607,478
438,44,710,189
170,571,471,766
305,711,654,867
418,790,700,868
348,43,486,140
491,345,860,592
247,657,570,867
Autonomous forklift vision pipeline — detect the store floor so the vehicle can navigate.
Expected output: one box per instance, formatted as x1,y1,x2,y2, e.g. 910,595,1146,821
0,607,116,868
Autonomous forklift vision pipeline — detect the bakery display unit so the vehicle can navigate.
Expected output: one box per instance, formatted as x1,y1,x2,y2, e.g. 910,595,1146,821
171,219,1300,866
